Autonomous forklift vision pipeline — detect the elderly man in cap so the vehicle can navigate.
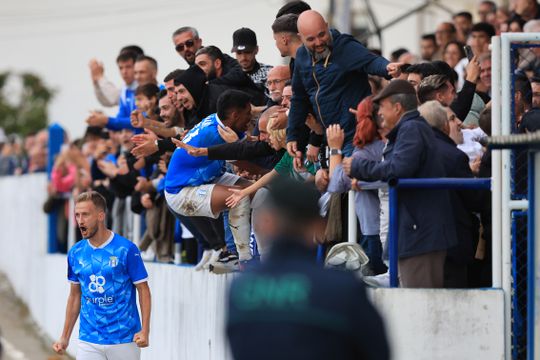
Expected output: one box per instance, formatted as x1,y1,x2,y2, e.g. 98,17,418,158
226,177,389,360
286,10,403,162
341,80,457,288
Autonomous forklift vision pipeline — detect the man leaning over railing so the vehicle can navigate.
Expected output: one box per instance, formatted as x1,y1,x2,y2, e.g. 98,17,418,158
342,80,457,288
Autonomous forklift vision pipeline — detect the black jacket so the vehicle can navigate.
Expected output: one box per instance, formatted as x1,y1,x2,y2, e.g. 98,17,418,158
432,128,483,265
450,80,476,121
211,54,267,106
350,110,458,258
227,237,390,360
208,140,285,170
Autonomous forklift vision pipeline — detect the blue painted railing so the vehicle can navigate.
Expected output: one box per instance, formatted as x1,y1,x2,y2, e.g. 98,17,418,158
47,123,65,254
388,178,492,287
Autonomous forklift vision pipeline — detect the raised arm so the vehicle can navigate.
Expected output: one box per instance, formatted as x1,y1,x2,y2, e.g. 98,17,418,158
226,169,279,208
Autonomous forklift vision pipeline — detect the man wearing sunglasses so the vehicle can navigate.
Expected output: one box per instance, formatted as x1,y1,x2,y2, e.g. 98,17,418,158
172,26,203,66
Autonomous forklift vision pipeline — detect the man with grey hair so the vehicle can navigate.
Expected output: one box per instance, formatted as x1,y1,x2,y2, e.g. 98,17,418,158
172,26,203,65
342,80,457,288
418,100,484,288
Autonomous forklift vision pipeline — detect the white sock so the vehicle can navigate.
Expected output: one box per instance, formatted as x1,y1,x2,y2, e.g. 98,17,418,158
229,196,252,261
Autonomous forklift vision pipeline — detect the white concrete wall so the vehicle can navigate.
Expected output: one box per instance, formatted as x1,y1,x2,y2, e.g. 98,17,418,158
1,0,480,139
0,174,505,359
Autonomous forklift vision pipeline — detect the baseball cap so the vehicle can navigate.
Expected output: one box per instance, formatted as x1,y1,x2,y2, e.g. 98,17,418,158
372,79,416,103
231,28,257,53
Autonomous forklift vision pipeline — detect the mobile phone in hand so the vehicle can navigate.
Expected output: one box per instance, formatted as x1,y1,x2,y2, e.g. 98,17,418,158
464,45,474,61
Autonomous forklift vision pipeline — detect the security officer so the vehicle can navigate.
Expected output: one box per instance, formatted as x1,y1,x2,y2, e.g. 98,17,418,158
226,178,390,360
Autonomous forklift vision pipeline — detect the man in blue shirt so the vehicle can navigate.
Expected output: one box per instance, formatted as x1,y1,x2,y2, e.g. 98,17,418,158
53,191,151,359
87,55,161,131
165,90,254,263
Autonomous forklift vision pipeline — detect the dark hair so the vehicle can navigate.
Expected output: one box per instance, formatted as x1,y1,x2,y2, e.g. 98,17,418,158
443,41,466,59
76,191,108,213
440,22,457,33
417,75,451,104
284,79,292,87
471,22,496,38
217,90,251,120
116,51,138,64
431,60,458,86
480,0,497,12
136,55,158,70
453,11,473,22
120,45,144,56
158,89,168,100
276,0,311,18
507,15,527,31
135,83,160,98
172,26,199,39
391,48,409,62
195,46,224,62
272,13,299,34
421,33,436,43
515,72,532,106
163,69,184,83
405,63,439,79
530,76,540,85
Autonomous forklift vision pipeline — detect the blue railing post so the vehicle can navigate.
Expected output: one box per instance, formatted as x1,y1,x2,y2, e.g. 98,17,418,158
527,151,536,360
389,186,399,287
47,123,65,254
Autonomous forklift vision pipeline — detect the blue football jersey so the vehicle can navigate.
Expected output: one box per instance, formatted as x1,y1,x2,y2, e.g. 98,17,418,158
165,113,229,194
67,232,148,345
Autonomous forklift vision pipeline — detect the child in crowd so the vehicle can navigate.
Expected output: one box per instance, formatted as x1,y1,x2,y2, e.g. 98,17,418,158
134,83,160,121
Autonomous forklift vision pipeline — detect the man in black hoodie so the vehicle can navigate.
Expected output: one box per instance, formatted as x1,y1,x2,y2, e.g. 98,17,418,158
195,46,266,106
174,65,229,128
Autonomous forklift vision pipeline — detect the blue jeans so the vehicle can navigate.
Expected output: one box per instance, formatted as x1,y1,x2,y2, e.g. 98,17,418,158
360,234,387,275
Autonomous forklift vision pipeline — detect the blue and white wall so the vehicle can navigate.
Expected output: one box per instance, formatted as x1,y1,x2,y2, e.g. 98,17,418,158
0,174,505,359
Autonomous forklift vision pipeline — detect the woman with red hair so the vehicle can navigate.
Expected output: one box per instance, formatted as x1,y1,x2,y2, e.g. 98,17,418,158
326,96,387,275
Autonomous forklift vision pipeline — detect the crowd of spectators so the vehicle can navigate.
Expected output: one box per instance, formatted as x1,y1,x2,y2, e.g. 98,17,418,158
31,0,540,288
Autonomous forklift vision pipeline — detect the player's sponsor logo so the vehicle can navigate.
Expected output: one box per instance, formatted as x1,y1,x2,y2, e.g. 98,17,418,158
109,256,118,267
87,274,115,305
88,274,105,294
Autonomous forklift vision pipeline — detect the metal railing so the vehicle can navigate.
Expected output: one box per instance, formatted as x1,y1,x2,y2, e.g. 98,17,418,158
387,178,492,287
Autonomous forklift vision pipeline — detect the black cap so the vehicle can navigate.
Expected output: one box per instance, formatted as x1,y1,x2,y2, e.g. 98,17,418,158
173,65,206,104
231,28,257,53
266,177,321,222
372,79,416,103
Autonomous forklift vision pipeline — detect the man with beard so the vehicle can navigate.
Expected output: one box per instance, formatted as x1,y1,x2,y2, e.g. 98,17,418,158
195,46,266,105
172,26,203,66
286,10,402,162
53,191,151,359
130,90,185,138
231,27,273,95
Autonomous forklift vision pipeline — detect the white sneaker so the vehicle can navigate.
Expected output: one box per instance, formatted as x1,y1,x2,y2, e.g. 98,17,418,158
363,272,390,287
194,249,213,271
205,249,222,269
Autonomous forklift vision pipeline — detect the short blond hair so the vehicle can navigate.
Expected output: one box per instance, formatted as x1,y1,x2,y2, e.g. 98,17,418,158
267,116,287,149
76,191,107,212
